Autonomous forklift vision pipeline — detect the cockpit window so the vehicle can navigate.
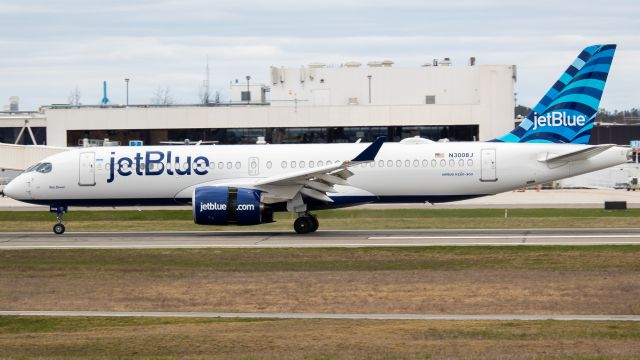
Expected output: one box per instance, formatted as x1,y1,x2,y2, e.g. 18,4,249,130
35,162,52,174
25,163,40,173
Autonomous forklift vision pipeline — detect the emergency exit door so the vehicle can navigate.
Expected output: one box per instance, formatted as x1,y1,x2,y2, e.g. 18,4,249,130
480,148,497,182
79,152,96,186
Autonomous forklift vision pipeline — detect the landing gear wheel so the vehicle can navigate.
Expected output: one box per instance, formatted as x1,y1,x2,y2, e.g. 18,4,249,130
294,216,313,234
53,223,65,235
309,215,319,232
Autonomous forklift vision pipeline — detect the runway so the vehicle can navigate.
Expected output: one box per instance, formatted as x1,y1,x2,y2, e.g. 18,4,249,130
2,228,640,249
0,310,638,321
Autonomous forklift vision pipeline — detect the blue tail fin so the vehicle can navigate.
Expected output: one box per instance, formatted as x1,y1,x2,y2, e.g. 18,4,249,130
494,44,616,144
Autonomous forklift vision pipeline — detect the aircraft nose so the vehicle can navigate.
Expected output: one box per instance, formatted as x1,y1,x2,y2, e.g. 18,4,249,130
3,176,28,200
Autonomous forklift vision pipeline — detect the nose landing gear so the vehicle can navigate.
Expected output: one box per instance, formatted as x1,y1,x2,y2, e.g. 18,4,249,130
50,205,67,235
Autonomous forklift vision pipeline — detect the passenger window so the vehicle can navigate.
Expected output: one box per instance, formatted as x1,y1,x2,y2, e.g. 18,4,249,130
300,161,305,168
226,162,232,169
467,159,473,167
413,160,419,167
235,161,241,169
281,161,287,168
405,160,410,167
291,161,297,168
378,160,384,167
396,160,402,167
318,160,324,167
422,159,428,167
440,159,446,167
218,162,224,169
370,161,375,168
431,159,437,167
449,159,455,167
309,161,315,168
387,160,393,167
326,160,332,165
209,162,216,169
266,161,272,169
459,159,464,167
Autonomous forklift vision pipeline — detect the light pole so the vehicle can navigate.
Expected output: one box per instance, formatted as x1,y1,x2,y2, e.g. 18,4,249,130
246,75,251,104
367,75,372,104
124,78,130,106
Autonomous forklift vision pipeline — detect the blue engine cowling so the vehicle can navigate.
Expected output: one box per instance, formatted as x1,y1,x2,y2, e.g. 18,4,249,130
192,186,271,225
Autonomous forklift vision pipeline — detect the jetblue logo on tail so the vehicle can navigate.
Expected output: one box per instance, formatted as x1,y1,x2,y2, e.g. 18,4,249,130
532,112,587,130
492,44,616,144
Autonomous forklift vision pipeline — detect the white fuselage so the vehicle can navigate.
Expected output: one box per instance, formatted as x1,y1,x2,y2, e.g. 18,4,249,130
5,141,629,209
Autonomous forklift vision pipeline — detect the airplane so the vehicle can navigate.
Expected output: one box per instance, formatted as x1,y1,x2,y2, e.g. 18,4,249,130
2,44,628,235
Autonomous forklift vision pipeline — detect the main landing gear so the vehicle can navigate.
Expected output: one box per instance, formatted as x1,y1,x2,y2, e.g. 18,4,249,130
293,213,319,234
50,205,67,235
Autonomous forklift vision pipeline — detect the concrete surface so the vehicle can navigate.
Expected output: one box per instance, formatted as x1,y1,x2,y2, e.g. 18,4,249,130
2,229,640,249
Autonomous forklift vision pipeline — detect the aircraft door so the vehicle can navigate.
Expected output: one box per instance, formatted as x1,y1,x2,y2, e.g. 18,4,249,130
79,152,96,186
480,148,497,182
248,157,259,176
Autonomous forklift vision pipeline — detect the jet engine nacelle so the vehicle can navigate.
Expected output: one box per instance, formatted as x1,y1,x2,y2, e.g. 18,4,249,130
192,186,272,225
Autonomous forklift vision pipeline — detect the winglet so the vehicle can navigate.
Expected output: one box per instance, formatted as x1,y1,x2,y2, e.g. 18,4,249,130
351,136,385,162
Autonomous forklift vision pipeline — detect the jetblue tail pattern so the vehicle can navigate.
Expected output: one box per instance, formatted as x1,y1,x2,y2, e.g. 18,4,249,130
494,44,616,144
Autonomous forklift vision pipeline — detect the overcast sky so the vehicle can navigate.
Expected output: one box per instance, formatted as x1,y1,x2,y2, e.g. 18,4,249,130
1,0,638,111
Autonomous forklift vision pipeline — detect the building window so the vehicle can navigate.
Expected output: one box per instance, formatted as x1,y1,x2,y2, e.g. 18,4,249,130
241,91,251,102
425,95,436,104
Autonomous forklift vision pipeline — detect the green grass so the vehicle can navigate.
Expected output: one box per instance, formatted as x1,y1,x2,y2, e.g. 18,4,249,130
0,317,639,359
1,246,639,272
1,208,640,232
2,208,640,221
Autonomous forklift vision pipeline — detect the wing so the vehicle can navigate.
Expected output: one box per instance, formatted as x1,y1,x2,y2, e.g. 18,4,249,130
255,136,385,203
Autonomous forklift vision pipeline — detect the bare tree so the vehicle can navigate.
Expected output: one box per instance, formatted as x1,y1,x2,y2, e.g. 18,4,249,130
67,86,82,106
151,86,174,105
198,80,210,104
214,90,221,104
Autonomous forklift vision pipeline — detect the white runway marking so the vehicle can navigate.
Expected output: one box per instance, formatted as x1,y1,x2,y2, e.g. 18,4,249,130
2,229,640,249
368,234,640,240
0,310,638,321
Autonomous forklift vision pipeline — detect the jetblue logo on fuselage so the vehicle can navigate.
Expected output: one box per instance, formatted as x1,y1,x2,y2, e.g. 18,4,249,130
107,151,210,183
532,112,587,130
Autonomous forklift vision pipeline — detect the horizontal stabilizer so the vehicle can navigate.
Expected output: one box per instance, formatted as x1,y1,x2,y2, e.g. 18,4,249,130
540,144,615,164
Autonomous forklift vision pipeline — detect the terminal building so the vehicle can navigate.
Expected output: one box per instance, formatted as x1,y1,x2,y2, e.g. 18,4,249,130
1,57,517,147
